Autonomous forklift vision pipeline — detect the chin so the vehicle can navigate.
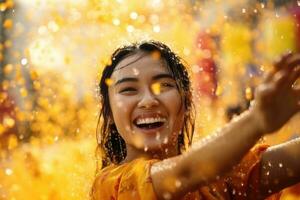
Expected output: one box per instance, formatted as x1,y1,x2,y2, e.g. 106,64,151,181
142,141,163,151
144,139,175,154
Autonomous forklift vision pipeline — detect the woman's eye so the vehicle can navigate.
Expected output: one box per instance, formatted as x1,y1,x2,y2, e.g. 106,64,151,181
119,87,137,94
161,83,175,87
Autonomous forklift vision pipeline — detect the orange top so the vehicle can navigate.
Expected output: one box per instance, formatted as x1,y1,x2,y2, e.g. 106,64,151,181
91,145,281,200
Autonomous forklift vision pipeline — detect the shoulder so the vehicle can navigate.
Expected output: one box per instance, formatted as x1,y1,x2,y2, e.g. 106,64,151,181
91,158,160,200
218,144,271,198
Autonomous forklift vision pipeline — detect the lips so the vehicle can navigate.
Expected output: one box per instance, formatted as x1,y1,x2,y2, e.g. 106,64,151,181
132,113,167,132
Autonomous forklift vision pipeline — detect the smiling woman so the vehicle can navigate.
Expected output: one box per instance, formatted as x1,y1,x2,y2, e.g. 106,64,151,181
91,41,300,200
109,51,186,158
95,41,195,168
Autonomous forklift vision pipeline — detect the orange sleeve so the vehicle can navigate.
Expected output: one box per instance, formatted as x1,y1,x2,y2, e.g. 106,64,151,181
224,144,281,200
91,158,159,200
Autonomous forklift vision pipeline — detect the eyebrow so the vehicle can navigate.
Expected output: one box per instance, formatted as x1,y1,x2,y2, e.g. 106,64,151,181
114,77,138,86
152,73,174,81
114,73,174,86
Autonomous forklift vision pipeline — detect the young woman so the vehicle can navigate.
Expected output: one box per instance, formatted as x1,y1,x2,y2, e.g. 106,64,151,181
91,41,300,200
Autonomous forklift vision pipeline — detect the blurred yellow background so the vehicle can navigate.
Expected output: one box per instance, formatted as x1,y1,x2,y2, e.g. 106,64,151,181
0,0,299,199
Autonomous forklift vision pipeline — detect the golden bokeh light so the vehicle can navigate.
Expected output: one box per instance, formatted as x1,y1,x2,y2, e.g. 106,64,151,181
0,0,299,199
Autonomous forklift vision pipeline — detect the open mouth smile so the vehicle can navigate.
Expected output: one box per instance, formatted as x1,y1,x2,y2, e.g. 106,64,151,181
133,114,167,131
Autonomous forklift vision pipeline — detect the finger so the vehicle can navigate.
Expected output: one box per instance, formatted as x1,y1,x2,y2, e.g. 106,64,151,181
293,87,300,108
288,65,300,86
274,52,293,71
273,70,289,88
262,71,274,83
275,54,300,87
255,83,275,100
263,53,295,84
286,54,300,71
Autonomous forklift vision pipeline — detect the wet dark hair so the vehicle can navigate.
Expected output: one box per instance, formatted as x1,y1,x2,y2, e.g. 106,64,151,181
96,40,195,170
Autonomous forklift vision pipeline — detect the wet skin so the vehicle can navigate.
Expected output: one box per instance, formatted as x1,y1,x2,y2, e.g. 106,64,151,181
108,51,185,161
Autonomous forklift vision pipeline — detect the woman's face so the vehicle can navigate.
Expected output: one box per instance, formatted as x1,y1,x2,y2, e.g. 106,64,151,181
108,51,185,152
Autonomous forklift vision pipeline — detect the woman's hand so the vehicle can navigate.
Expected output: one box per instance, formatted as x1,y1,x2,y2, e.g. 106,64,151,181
151,53,300,200
251,53,300,134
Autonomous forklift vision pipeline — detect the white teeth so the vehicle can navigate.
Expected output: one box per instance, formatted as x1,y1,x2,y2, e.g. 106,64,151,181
136,117,166,125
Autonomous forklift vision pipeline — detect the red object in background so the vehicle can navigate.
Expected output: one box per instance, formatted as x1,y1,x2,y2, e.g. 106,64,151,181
193,32,218,100
290,7,300,51
194,58,217,99
0,89,17,148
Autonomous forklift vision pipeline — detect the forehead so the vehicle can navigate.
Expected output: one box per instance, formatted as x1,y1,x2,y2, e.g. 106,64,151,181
111,52,171,78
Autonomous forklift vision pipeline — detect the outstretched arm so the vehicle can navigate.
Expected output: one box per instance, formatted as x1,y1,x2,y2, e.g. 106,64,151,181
258,52,300,198
151,110,264,199
259,137,300,199
151,53,300,200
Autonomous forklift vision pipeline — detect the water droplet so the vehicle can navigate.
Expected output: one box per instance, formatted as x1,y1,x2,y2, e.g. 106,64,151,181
21,58,28,65
126,25,134,33
130,12,138,20
192,65,201,73
5,168,13,176
144,146,148,152
153,25,160,33
163,137,168,144
163,192,171,200
175,179,181,188
133,68,139,75
156,132,161,140
54,135,59,141
125,126,131,131
112,18,120,26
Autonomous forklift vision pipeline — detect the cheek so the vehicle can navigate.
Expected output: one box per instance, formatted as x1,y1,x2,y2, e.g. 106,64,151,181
163,90,183,115
110,95,134,131
162,90,185,128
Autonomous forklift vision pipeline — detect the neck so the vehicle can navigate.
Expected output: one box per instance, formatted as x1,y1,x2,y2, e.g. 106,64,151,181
122,143,179,164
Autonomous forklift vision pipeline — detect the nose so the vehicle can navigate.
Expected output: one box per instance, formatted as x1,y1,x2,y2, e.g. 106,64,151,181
137,88,159,109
